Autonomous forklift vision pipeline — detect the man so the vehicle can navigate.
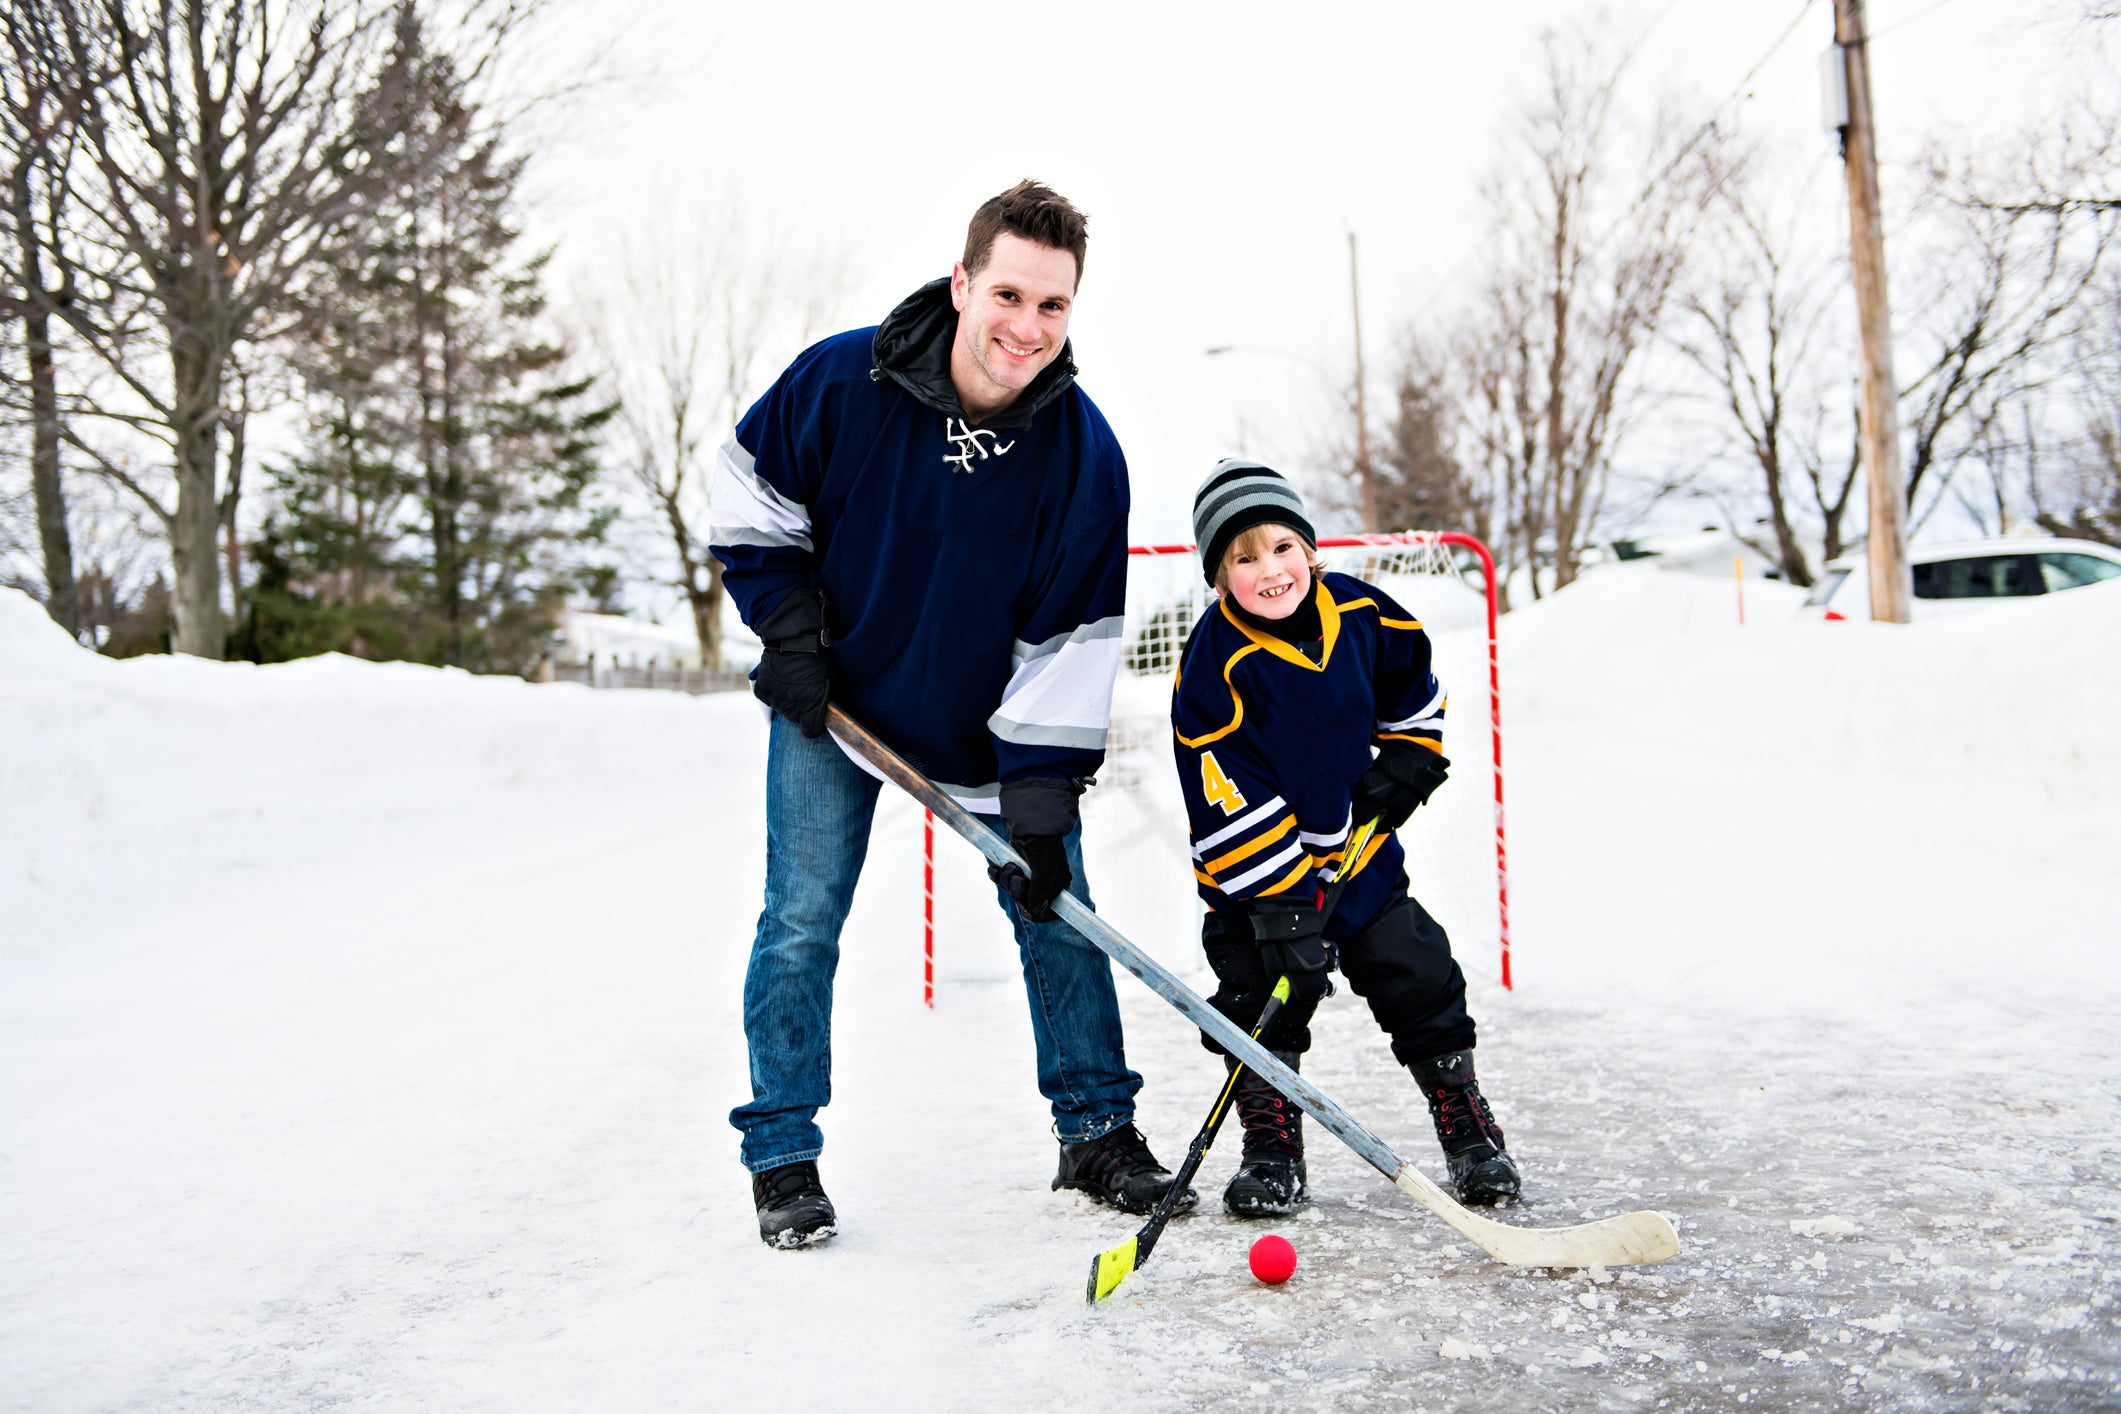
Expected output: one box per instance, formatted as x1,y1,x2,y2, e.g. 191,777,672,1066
709,181,1190,1248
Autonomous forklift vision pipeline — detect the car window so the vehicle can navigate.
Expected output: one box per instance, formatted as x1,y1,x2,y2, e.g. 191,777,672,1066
2038,552,2121,592
1803,568,1849,608
1913,555,2041,599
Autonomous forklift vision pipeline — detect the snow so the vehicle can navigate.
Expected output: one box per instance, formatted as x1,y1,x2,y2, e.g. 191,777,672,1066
4,570,2120,1411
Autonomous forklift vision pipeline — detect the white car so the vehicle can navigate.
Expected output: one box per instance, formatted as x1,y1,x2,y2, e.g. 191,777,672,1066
1802,537,2121,620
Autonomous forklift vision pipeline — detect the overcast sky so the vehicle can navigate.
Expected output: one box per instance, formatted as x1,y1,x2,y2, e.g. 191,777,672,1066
514,0,2097,545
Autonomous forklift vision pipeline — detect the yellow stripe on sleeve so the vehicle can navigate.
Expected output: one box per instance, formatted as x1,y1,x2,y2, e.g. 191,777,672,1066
1203,814,1298,874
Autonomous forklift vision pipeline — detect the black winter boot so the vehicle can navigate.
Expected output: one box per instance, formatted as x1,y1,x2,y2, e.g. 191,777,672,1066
1054,1122,1197,1216
752,1160,838,1248
1223,1053,1309,1217
1411,1049,1521,1206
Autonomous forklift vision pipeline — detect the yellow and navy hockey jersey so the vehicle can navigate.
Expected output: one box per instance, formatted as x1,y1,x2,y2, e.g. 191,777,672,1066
1169,571,1445,935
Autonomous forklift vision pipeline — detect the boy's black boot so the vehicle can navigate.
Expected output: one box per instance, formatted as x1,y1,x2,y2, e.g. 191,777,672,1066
1054,1122,1198,1216
1411,1049,1521,1206
752,1160,838,1248
1223,1053,1309,1217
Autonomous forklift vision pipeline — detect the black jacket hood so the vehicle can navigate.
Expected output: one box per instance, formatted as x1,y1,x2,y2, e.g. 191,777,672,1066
870,277,1078,430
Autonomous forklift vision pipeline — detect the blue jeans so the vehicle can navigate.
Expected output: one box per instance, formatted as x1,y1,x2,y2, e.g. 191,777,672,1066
730,713,1143,1172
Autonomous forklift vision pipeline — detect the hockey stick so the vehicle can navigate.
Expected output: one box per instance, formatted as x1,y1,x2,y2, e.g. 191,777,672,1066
1086,816,1382,1303
826,706,1680,1271
1085,976,1292,1304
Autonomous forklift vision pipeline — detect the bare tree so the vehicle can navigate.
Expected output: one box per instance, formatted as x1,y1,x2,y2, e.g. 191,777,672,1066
0,6,94,636
20,1,555,659
1895,169,2115,532
1454,27,1711,600
589,216,845,666
2033,267,2121,543
1671,153,1859,585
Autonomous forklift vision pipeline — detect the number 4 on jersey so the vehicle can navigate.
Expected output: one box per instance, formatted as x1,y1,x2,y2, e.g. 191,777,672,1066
1201,751,1247,815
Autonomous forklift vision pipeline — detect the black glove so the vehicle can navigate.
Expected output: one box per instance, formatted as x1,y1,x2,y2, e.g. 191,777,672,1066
1352,742,1450,831
1249,893,1330,1007
986,777,1082,923
752,588,832,738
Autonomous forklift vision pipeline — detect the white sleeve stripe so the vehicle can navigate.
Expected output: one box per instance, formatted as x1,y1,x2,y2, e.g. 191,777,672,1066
1298,806,1353,849
720,430,758,477
1220,840,1307,893
708,437,813,551
988,718,1108,750
1013,615,1124,665
987,633,1121,741
1378,683,1446,733
1190,793,1289,856
709,526,809,550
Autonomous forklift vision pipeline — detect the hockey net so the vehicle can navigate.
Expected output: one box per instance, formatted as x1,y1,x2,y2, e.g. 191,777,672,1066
921,533,1509,1000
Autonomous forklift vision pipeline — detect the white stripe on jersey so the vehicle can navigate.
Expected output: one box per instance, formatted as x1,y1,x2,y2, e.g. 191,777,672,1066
1190,793,1290,858
988,616,1123,750
708,431,813,553
1219,839,1308,894
1378,681,1446,733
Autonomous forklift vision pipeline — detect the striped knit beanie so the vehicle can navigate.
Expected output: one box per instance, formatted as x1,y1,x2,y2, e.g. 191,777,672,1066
1192,459,1317,585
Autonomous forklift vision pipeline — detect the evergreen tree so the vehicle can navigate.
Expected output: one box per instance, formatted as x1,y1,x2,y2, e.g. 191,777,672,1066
246,20,613,673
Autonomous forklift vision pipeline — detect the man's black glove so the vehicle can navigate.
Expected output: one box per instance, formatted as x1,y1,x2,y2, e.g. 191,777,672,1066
1249,893,1330,1007
752,588,832,738
986,777,1082,923
1352,742,1450,831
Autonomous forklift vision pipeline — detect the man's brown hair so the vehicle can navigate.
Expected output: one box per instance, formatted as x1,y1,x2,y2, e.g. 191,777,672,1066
963,180,1089,285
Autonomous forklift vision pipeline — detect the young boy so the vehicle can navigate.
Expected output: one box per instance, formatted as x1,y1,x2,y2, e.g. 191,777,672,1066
1171,460,1520,1217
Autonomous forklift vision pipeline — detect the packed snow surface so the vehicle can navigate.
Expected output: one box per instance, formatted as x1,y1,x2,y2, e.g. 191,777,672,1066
3,570,2117,1412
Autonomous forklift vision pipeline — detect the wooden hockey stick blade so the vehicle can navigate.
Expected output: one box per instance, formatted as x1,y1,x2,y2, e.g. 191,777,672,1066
1390,1163,1680,1268
823,706,1681,1272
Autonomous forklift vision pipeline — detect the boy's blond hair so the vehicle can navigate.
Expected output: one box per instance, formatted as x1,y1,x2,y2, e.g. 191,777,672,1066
1213,522,1326,594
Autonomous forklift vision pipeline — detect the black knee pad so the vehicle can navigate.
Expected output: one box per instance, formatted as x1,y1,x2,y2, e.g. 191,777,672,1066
1337,894,1476,1064
1200,911,1316,1056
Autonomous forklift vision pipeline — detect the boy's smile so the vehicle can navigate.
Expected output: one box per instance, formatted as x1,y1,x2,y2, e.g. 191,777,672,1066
1225,529,1314,620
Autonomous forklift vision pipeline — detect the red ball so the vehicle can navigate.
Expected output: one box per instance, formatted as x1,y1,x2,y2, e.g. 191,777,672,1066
1249,1233,1298,1285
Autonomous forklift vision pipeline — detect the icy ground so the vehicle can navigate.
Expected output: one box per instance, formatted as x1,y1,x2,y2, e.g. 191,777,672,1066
2,571,2117,1412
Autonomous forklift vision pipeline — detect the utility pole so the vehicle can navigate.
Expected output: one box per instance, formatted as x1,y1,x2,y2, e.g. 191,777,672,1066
1348,230,1378,532
1834,0,1911,623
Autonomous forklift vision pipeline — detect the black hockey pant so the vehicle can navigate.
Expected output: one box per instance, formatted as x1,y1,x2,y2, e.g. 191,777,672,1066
1201,874,1475,1066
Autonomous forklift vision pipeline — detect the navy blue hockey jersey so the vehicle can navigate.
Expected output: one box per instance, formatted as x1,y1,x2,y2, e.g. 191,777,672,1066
707,284,1130,809
1170,571,1446,935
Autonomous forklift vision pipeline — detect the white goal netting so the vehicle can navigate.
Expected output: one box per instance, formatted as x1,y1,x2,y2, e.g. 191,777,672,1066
925,534,1507,994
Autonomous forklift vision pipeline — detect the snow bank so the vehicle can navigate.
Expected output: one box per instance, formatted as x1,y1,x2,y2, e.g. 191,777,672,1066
4,575,2117,1412
1502,565,2121,812
1,588,745,942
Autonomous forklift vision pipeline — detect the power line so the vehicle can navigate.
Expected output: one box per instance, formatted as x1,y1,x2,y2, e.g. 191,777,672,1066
1401,0,1824,329
1632,0,1822,209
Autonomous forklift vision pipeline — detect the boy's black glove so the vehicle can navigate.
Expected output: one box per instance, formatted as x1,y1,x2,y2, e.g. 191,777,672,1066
987,777,1082,923
1249,893,1329,1007
753,587,832,738
1352,742,1450,831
